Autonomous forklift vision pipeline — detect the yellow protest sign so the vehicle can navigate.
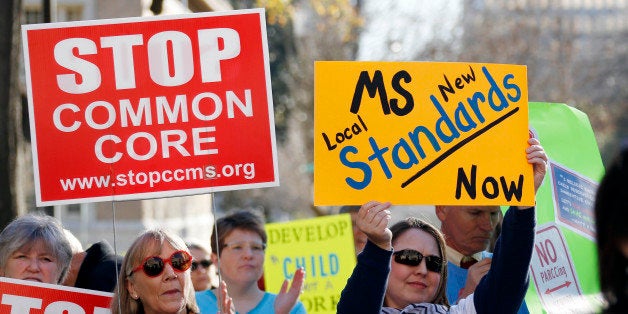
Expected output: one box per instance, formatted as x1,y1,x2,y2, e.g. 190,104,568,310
264,215,355,314
314,62,532,206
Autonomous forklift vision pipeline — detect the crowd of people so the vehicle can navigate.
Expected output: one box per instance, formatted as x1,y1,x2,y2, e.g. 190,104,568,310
0,138,625,314
0,210,305,314
337,137,547,314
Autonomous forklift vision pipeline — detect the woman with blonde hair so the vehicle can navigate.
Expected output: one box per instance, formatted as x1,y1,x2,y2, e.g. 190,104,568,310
111,228,231,314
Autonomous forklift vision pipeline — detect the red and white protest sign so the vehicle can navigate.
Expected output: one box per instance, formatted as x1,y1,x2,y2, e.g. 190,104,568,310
22,9,279,206
530,223,584,313
0,277,113,313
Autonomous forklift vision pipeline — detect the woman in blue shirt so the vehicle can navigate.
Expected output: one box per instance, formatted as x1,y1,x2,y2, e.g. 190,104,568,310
195,210,306,314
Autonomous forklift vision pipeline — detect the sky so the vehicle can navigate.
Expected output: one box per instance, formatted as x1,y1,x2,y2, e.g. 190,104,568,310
354,0,464,224
357,0,462,61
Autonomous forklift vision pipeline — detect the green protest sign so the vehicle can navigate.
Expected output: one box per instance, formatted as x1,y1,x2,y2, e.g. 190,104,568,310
525,102,605,313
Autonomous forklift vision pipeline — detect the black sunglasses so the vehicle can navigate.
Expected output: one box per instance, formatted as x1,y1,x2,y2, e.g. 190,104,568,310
191,259,212,271
393,249,443,273
130,250,192,277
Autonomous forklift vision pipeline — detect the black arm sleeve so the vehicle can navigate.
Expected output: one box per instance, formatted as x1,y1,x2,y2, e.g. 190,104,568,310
337,240,392,314
473,206,536,314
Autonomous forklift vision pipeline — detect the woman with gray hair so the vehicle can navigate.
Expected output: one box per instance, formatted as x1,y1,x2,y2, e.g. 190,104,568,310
0,213,73,284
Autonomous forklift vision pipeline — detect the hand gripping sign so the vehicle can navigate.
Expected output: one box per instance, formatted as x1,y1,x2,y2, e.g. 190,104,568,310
264,215,355,314
314,62,532,206
22,9,279,206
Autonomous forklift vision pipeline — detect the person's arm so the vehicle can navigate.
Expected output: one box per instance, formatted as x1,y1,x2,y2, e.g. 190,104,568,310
274,267,305,314
337,201,392,314
337,240,392,314
516,137,547,211
216,280,234,314
458,258,492,300
473,137,546,313
472,205,535,313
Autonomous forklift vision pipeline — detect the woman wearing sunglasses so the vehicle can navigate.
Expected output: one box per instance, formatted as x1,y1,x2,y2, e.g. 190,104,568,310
110,229,233,314
196,210,306,314
337,140,547,313
186,239,219,292
337,200,537,314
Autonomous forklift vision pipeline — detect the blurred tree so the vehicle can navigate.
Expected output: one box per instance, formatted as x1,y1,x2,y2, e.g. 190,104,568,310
415,1,627,164
216,0,362,220
217,0,627,221
0,0,23,228
410,5,626,313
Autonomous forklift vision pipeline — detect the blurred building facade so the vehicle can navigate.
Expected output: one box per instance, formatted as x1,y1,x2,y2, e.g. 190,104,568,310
20,0,232,252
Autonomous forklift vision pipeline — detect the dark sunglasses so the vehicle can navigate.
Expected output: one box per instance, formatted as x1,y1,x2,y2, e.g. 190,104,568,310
130,250,192,277
393,249,443,273
191,259,212,271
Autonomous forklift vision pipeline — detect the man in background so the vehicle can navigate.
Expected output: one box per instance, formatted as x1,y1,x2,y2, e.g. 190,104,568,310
436,205,528,314
62,232,122,293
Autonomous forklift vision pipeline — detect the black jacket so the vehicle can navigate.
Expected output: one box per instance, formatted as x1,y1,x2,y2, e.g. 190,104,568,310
75,241,123,292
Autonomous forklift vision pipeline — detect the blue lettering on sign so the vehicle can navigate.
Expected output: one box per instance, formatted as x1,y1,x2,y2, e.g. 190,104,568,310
282,254,339,278
339,66,523,191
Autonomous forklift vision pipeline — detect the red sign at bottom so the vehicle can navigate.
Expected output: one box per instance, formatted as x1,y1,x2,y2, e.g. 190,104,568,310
0,277,112,313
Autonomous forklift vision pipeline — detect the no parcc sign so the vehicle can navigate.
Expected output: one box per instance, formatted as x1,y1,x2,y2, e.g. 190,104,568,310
22,9,279,206
529,223,591,313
